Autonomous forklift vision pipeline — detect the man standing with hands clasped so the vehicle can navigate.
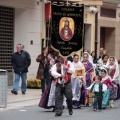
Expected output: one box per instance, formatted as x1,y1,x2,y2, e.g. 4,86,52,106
51,56,74,116
11,44,31,95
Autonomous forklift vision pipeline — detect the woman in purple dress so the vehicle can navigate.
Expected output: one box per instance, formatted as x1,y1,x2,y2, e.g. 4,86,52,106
81,52,94,106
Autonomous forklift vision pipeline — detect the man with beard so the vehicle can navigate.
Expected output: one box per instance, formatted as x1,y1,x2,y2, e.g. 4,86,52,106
60,20,73,41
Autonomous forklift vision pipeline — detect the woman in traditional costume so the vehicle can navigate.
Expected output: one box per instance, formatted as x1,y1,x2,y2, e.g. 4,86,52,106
100,68,117,108
39,53,55,109
71,54,85,108
97,54,109,68
96,54,109,76
39,55,67,111
81,52,94,106
91,51,98,64
107,56,120,100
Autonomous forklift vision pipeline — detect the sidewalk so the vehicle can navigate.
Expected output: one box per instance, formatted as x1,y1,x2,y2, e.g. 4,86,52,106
0,87,41,111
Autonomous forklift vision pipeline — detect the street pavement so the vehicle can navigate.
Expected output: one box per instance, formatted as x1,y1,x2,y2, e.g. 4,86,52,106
0,87,41,110
0,88,120,120
0,100,120,120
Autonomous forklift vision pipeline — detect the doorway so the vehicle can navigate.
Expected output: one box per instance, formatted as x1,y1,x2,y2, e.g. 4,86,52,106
100,27,115,56
84,24,92,52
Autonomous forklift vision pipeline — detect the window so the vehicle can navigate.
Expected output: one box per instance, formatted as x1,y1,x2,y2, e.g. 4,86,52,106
100,7,116,18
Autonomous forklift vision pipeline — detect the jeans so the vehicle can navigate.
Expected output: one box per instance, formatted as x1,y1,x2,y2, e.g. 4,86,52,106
13,73,27,93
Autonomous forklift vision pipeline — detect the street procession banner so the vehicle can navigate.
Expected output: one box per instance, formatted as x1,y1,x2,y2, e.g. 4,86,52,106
51,4,84,57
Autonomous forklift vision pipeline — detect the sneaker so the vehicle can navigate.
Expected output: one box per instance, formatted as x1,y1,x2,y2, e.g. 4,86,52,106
11,90,18,95
110,104,114,108
110,100,114,108
69,109,73,115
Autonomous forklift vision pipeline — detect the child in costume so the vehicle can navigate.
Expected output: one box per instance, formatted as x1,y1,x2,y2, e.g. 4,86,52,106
86,76,107,111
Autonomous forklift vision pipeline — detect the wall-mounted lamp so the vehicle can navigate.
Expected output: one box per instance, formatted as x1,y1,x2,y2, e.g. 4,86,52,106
89,7,98,13
85,6,98,13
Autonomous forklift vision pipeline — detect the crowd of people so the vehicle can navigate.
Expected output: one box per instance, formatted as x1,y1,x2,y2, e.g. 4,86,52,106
37,47,120,116
10,44,120,116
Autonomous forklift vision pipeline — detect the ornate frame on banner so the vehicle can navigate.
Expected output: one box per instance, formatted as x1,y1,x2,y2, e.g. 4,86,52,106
51,2,84,58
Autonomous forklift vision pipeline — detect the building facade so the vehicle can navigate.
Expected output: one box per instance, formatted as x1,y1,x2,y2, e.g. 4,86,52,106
0,0,44,85
98,1,120,58
1,0,120,86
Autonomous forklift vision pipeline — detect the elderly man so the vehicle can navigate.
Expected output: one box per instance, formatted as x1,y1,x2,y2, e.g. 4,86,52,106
11,44,31,95
51,56,74,116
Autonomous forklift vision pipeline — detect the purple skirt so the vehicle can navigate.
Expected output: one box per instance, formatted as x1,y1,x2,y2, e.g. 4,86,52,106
39,80,52,109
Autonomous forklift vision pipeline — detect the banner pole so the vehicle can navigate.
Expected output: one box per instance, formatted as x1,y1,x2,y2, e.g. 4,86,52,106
67,0,68,5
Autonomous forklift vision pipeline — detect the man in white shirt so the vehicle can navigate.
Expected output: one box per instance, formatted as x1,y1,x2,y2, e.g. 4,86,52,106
51,56,74,116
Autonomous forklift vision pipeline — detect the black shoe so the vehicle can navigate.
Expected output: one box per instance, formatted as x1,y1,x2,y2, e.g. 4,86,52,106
77,106,81,109
52,108,55,112
69,109,73,115
86,103,89,106
93,108,97,111
22,92,26,95
55,113,62,116
11,90,18,95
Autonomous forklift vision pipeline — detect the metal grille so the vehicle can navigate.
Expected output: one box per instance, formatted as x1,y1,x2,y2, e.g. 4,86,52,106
0,6,14,73
0,70,8,107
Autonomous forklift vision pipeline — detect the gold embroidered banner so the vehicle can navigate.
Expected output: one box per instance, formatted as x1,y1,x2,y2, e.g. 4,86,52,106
51,4,84,57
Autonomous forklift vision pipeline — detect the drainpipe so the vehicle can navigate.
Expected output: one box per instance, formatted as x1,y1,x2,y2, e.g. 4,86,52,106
95,12,98,56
